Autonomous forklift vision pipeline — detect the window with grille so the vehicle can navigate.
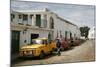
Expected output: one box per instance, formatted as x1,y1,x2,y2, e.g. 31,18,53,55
36,14,41,27
11,14,15,22
19,15,22,19
50,17,54,29
23,14,28,21
30,14,34,19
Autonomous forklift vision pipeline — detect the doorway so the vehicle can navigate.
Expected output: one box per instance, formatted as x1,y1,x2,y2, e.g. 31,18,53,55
31,34,39,44
11,31,20,54
36,14,41,27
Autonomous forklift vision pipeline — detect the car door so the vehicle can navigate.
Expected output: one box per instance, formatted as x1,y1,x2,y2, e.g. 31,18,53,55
47,42,51,52
44,40,50,53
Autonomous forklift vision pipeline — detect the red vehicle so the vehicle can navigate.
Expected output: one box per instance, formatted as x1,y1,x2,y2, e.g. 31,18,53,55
69,38,81,46
74,38,81,46
60,37,70,50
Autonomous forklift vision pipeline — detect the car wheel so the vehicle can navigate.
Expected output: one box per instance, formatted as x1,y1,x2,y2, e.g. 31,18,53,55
61,47,64,51
50,48,54,54
39,51,45,59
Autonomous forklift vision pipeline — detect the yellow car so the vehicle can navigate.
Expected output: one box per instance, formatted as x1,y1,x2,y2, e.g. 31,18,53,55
19,38,56,58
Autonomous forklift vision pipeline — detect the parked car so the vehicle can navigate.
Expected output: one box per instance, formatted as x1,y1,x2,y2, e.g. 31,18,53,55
68,38,74,46
69,38,81,46
74,38,81,46
19,38,56,59
59,38,70,50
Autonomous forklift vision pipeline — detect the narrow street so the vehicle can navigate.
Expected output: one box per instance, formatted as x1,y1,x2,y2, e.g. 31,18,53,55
12,40,95,67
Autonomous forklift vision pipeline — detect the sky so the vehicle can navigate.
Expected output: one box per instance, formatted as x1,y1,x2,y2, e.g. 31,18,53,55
11,1,95,29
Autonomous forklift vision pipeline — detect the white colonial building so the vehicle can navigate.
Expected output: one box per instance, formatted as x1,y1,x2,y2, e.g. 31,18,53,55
11,8,80,54
88,27,95,39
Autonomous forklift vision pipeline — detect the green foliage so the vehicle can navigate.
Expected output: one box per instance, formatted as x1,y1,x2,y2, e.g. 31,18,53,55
80,26,90,38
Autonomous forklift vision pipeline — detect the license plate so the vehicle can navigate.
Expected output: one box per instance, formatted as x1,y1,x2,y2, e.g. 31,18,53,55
26,51,32,55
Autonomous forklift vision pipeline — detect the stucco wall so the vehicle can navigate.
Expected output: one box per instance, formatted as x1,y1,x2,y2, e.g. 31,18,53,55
19,29,52,47
11,10,81,47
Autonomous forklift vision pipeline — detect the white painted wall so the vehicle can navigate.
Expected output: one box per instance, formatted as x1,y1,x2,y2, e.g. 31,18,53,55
19,29,52,47
11,9,81,47
88,27,95,39
53,16,80,39
54,17,68,39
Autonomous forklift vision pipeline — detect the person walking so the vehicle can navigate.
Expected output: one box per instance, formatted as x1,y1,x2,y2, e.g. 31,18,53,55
56,39,61,56
70,38,74,46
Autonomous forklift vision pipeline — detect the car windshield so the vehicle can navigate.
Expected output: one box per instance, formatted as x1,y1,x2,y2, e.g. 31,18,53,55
32,39,43,44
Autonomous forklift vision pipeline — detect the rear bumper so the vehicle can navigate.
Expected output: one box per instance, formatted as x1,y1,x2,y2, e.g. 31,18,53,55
22,54,33,57
19,53,39,58
19,51,36,58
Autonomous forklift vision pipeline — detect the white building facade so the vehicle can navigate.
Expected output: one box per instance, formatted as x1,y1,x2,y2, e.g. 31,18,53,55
88,27,95,39
11,8,80,54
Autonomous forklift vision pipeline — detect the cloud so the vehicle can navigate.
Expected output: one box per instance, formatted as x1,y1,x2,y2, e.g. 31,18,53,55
11,1,95,28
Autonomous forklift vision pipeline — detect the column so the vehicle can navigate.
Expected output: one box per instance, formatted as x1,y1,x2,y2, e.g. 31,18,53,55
32,14,36,26
32,15,35,26
44,14,47,28
28,14,30,25
47,15,50,29
15,13,18,23
41,14,44,28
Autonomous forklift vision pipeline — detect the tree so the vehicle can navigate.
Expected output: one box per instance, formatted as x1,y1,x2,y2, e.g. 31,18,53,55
80,26,90,39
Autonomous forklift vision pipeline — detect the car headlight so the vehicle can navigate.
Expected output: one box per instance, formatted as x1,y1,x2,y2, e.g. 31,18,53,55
29,51,33,54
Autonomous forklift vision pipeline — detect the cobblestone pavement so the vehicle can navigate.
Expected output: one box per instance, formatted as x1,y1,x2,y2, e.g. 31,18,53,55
12,40,95,67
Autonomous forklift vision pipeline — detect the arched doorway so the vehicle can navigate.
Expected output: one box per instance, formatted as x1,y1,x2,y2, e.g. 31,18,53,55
48,32,51,43
50,17,54,29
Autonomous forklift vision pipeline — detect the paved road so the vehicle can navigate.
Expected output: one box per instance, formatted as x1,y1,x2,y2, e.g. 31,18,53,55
12,40,95,67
